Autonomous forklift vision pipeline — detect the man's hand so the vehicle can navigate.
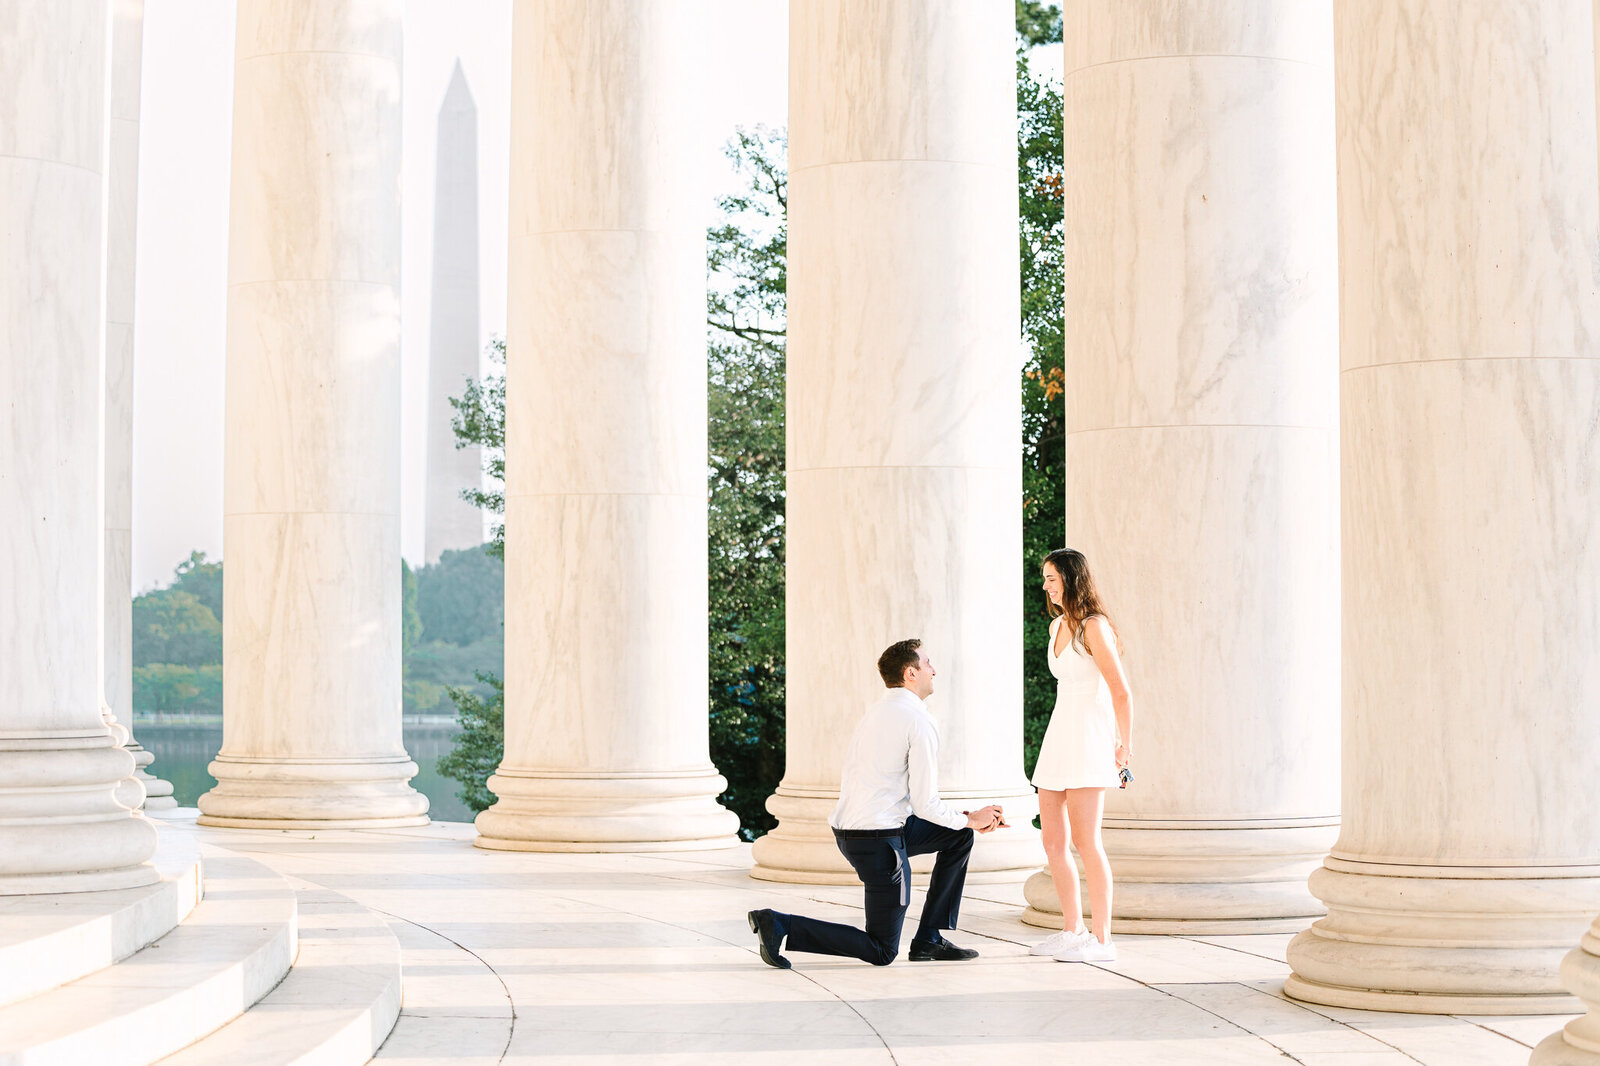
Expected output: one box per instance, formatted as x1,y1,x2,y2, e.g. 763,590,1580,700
965,804,1004,833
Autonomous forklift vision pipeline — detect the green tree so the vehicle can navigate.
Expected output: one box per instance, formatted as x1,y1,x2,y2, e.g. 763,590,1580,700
1015,0,1063,47
1017,49,1067,774
131,588,223,668
706,126,788,839
401,560,423,657
131,662,222,717
415,546,504,646
435,674,503,813
438,343,508,804
171,550,224,621
449,341,505,555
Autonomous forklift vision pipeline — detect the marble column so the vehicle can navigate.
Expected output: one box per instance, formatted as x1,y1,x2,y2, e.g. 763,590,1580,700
749,0,1041,884
474,0,739,852
0,0,159,892
1021,4,1341,932
1285,0,1600,1014
197,0,428,829
1533,913,1600,1062
423,61,484,565
104,0,174,810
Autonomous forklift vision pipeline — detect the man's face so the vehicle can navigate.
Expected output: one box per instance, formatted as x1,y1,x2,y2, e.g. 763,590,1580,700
903,650,936,699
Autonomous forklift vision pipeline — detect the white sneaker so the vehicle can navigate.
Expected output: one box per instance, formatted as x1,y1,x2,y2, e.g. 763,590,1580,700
1031,928,1094,956
1030,928,1081,953
1054,936,1118,963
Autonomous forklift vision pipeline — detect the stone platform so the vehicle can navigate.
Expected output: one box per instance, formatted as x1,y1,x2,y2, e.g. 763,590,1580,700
172,815,1577,1065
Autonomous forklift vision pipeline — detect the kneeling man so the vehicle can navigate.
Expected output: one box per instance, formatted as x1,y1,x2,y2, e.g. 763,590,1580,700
749,639,1005,967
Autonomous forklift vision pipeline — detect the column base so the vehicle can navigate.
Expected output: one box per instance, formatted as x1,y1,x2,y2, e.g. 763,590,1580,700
0,740,159,895
474,767,741,852
1020,818,1338,933
1285,858,1596,1015
197,754,429,829
1530,919,1600,1062
749,784,1042,884
128,740,177,811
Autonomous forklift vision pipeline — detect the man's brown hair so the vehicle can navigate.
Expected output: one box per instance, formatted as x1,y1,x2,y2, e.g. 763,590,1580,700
876,638,923,688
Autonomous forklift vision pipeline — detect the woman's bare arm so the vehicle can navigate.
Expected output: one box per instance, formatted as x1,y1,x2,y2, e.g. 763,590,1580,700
1085,616,1132,766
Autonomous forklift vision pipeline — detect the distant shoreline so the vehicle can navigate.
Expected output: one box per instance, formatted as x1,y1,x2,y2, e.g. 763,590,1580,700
131,713,462,728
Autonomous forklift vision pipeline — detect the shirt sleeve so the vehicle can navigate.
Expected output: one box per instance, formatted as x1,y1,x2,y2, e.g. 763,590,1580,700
905,715,969,831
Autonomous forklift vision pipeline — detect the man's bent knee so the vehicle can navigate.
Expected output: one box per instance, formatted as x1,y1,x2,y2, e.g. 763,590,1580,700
948,826,975,854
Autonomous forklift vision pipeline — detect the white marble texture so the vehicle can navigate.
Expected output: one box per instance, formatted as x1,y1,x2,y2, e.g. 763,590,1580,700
170,818,1573,1066
0,0,157,893
104,0,173,810
751,0,1040,884
1534,916,1600,1062
1285,0,1600,1015
199,0,426,829
475,0,738,852
423,62,483,564
1026,0,1340,931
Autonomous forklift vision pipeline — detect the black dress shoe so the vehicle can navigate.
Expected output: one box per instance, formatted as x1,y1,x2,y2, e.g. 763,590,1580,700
909,938,979,961
748,909,791,969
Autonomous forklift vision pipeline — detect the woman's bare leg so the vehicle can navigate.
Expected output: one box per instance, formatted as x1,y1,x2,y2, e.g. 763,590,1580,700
1037,787,1085,933
1065,787,1112,942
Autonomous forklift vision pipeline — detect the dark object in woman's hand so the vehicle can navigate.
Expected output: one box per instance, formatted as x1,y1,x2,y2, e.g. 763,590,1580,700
1118,767,1134,789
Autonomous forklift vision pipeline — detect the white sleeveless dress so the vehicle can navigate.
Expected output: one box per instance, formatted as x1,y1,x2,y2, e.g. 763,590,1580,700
1031,616,1120,790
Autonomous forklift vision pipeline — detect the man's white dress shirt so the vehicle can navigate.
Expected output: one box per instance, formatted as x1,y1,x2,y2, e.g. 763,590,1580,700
829,686,968,832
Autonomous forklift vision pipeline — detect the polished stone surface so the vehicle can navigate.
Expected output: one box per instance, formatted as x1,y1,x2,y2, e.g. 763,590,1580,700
1534,915,1600,1063
177,817,1578,1065
757,0,1040,885
0,848,295,1065
0,0,158,893
201,0,426,828
104,0,174,811
479,0,736,852
1286,0,1600,1013
1025,0,1341,934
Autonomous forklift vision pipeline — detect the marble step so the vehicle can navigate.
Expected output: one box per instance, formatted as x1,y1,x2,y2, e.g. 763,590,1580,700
157,886,402,1066
0,850,297,1066
0,823,203,1007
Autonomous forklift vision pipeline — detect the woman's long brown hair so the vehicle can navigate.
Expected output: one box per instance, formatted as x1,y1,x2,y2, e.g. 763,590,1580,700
1042,548,1122,655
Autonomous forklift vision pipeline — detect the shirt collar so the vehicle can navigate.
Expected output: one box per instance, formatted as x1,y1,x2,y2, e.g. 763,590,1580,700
882,686,926,711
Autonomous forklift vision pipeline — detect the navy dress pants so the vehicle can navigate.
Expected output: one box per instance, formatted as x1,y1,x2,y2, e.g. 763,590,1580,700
779,815,974,966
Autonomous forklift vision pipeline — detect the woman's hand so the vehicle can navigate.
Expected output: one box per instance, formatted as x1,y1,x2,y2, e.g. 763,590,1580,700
1115,740,1131,769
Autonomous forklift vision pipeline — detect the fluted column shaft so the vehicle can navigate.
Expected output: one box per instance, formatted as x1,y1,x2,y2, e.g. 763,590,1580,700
475,0,738,852
1285,0,1600,1014
750,0,1041,884
0,0,158,893
198,0,427,829
1022,4,1341,932
105,0,173,811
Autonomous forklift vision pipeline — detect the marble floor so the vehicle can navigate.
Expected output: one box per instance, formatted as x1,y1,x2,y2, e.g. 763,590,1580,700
170,816,1574,1066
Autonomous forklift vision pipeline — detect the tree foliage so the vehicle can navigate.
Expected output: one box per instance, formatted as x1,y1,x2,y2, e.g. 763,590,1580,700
1017,51,1067,773
434,674,504,813
132,588,222,669
171,550,224,621
132,662,222,717
449,342,506,555
1015,0,1064,47
706,127,788,839
415,546,504,646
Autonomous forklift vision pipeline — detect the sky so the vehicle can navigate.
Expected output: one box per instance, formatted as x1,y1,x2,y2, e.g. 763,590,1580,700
130,0,791,589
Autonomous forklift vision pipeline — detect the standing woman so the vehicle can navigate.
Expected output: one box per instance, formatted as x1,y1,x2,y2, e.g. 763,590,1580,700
1029,548,1132,962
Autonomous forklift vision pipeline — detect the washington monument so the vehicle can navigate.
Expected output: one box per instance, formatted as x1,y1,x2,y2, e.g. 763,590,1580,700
424,60,484,563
